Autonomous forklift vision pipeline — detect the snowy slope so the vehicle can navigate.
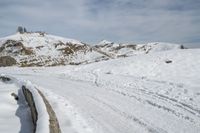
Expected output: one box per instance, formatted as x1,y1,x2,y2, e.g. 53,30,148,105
1,48,200,133
95,40,184,57
0,32,184,67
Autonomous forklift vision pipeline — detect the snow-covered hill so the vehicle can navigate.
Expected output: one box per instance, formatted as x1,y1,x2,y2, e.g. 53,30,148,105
0,32,185,67
95,40,184,57
0,32,95,66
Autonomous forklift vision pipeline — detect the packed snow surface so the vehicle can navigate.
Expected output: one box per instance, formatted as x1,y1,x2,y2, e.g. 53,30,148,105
1,48,200,133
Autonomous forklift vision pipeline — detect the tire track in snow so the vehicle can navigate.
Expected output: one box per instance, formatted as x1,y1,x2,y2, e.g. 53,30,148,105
88,96,168,133
93,75,199,124
105,87,196,124
58,71,200,126
65,70,200,120
155,93,200,117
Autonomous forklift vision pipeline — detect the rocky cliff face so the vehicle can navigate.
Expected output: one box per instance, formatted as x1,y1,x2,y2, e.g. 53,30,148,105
0,32,184,67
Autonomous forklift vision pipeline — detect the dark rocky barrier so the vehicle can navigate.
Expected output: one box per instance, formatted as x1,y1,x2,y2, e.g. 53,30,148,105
22,86,61,133
22,86,38,132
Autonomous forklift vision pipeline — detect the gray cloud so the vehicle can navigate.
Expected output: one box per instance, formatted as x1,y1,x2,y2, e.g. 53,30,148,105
0,0,199,48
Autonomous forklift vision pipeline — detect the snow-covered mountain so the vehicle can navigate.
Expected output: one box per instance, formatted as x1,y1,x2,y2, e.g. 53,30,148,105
0,32,185,67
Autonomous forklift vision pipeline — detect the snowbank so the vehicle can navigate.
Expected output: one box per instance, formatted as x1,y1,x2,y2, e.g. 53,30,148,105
0,74,60,133
22,82,50,133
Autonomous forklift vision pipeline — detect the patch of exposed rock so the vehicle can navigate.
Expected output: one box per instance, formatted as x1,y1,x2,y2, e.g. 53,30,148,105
0,56,17,67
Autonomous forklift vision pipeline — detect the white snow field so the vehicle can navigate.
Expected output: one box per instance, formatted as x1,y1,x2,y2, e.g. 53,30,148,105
0,48,200,133
0,79,33,133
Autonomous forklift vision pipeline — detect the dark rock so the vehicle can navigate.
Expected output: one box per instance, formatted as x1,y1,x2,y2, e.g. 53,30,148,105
11,93,19,101
0,56,17,66
165,60,172,64
180,45,185,49
0,76,11,82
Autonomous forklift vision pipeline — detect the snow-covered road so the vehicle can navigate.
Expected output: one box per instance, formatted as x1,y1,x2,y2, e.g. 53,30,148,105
1,49,200,133
2,69,199,133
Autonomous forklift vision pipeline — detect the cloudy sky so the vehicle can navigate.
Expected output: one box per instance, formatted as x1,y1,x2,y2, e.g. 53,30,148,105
0,0,200,47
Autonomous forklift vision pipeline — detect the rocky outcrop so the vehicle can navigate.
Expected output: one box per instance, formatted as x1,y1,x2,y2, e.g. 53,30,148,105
0,56,17,67
0,40,34,55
